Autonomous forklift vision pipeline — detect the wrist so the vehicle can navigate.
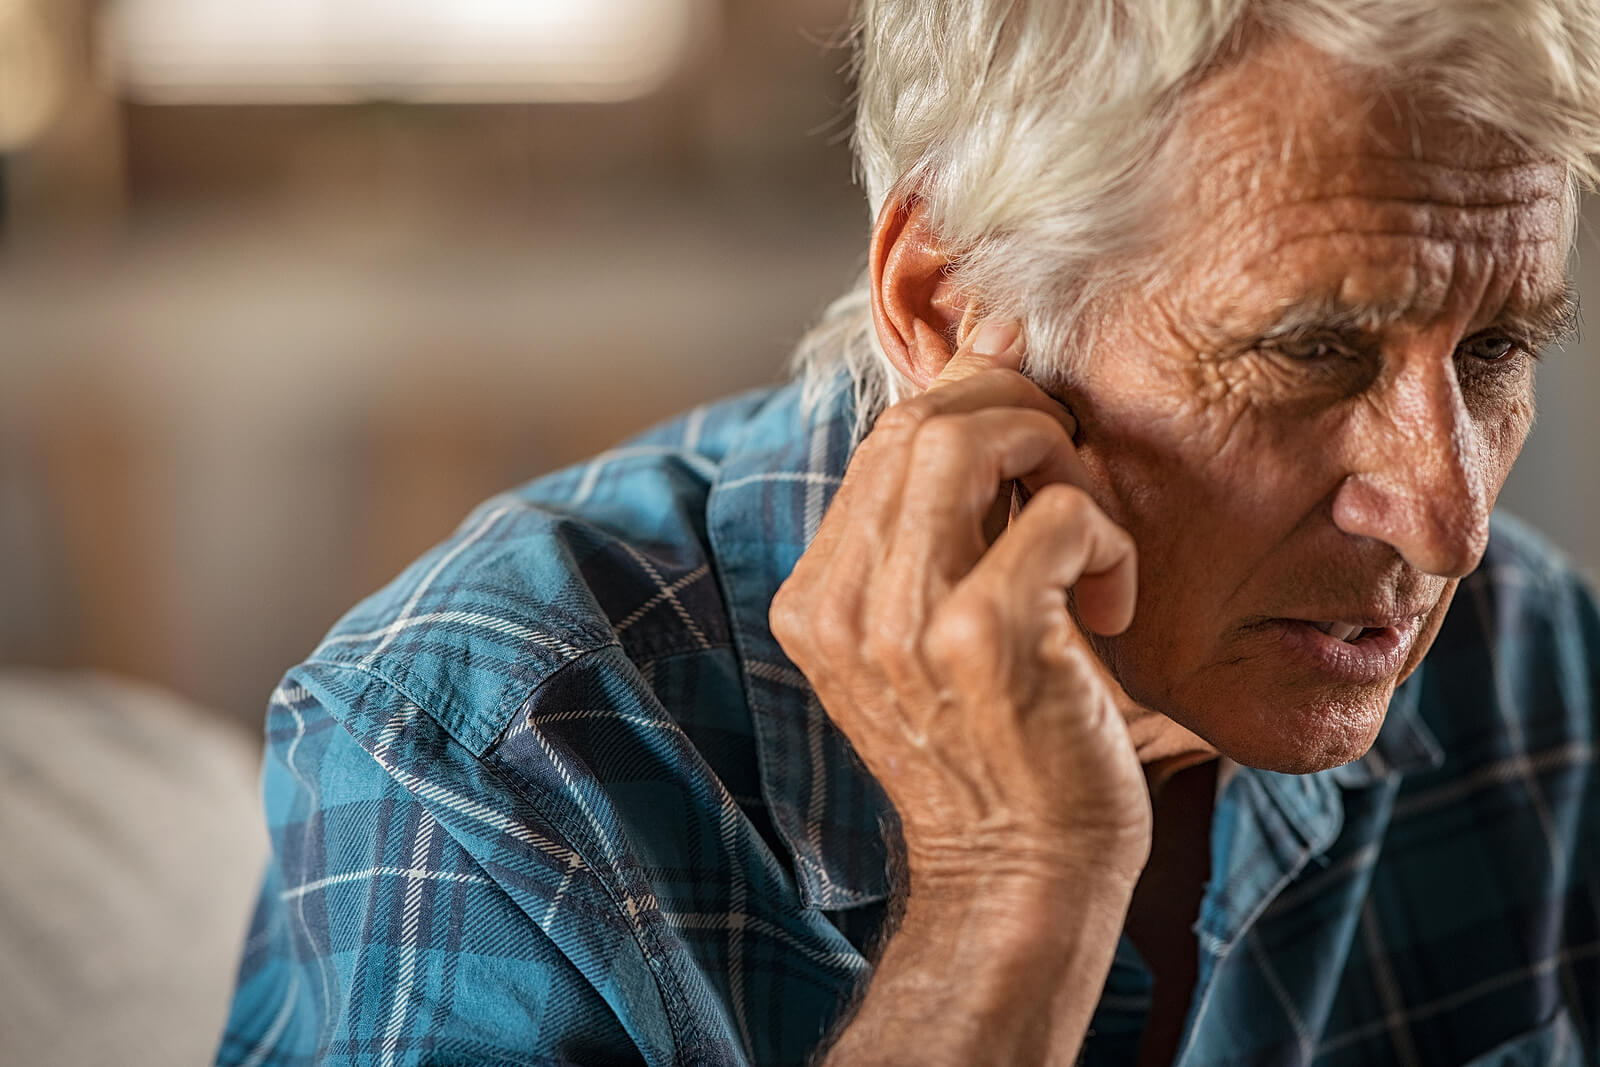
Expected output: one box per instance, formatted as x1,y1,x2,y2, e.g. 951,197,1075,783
840,852,1136,1066
903,858,1139,942
905,831,1149,903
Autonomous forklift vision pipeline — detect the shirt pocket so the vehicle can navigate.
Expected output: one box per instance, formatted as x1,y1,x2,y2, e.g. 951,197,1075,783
1457,1008,1584,1067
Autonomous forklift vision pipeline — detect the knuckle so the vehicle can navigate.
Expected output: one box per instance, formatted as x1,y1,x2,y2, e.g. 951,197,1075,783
871,400,934,438
767,582,807,652
1027,482,1090,523
923,595,1006,668
862,607,918,669
1019,406,1071,440
809,598,860,663
909,414,972,467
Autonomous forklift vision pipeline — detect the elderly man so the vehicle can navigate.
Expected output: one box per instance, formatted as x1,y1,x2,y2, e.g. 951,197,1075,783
220,2,1600,1065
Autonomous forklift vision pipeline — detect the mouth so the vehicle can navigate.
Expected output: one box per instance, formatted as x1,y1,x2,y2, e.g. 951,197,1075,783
1258,613,1429,684
1307,620,1378,642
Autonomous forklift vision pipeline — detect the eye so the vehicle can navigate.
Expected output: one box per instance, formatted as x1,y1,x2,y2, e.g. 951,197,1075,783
1459,333,1520,362
1260,334,1351,362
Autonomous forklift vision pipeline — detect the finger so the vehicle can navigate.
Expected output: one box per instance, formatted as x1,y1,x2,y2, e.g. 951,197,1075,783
823,319,1072,538
858,407,1087,709
799,323,1077,625
896,319,1076,436
959,482,1138,637
930,319,1025,387
931,319,1077,546
809,356,1075,564
886,408,1092,589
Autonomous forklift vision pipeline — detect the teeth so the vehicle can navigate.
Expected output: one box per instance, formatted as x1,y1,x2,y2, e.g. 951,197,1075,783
1314,621,1363,642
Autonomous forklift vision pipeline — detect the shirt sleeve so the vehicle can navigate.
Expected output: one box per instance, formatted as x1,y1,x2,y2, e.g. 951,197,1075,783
215,677,650,1067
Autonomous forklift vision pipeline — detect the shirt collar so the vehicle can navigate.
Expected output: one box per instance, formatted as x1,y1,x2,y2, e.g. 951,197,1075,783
706,370,1446,911
1191,667,1443,989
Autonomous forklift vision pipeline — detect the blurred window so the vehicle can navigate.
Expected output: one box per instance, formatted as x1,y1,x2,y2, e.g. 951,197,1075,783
104,0,707,103
0,0,67,150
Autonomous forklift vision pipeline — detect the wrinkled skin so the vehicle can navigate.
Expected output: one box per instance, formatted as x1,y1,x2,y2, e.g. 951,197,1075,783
1061,40,1571,773
779,35,1577,1067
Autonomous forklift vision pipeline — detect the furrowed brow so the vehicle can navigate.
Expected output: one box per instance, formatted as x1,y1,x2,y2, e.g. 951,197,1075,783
1256,297,1407,341
1501,282,1579,350
1255,282,1580,350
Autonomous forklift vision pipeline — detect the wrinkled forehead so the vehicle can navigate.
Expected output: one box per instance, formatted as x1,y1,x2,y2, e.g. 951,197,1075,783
1140,35,1573,325
1163,35,1571,238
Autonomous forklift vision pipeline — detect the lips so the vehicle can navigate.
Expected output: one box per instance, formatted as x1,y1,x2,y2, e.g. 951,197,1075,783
1310,620,1366,642
1305,615,1419,643
1259,613,1429,684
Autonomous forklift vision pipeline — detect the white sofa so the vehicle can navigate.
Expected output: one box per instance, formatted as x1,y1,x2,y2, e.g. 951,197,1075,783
0,671,267,1067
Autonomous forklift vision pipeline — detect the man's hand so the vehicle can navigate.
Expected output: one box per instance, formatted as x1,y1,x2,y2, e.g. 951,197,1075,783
769,320,1151,1064
770,319,1151,889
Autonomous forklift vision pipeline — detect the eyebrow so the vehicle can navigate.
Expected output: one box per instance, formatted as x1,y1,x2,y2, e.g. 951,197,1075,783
1257,282,1580,351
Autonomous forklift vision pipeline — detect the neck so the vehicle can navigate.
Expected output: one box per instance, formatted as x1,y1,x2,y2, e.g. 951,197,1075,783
1124,703,1220,797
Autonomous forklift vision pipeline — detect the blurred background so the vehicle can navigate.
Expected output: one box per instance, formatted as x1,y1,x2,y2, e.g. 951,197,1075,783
0,2,866,1063
0,2,1596,1062
0,0,866,727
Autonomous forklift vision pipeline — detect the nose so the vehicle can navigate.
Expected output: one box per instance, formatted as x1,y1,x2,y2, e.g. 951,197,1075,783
1330,362,1492,579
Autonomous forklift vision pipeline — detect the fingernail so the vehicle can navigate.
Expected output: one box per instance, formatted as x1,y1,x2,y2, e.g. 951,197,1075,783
970,320,1021,357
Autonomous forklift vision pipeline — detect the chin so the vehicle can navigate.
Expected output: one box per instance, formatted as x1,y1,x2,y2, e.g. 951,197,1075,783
1219,693,1387,774
1169,684,1391,775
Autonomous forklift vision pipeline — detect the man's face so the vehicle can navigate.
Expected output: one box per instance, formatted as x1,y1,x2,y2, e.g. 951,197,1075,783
1067,38,1573,774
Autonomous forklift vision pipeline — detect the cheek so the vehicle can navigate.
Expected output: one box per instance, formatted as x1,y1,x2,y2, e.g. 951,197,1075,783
1076,362,1330,559
1475,374,1536,494
1071,372,1332,685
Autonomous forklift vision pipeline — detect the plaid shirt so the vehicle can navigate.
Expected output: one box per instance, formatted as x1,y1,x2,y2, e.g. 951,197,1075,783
220,373,1600,1067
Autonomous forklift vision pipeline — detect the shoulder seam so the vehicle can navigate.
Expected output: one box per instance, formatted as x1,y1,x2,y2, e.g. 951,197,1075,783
288,653,697,1065
304,622,615,756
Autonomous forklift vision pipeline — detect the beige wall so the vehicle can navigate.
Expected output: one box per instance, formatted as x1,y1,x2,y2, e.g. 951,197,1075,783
0,0,866,723
0,185,867,721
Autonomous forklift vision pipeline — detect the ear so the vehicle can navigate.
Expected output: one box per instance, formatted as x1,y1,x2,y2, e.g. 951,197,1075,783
869,195,977,390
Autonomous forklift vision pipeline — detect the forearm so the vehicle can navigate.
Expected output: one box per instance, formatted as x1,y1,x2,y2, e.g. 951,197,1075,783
822,865,1136,1066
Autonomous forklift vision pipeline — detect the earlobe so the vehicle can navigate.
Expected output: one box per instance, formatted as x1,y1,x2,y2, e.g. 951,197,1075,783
869,195,971,390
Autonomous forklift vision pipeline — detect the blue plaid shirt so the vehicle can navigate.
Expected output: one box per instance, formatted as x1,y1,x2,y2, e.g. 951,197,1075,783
220,373,1600,1067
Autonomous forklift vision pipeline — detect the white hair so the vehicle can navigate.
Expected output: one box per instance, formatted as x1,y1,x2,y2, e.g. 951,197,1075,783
794,0,1600,437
